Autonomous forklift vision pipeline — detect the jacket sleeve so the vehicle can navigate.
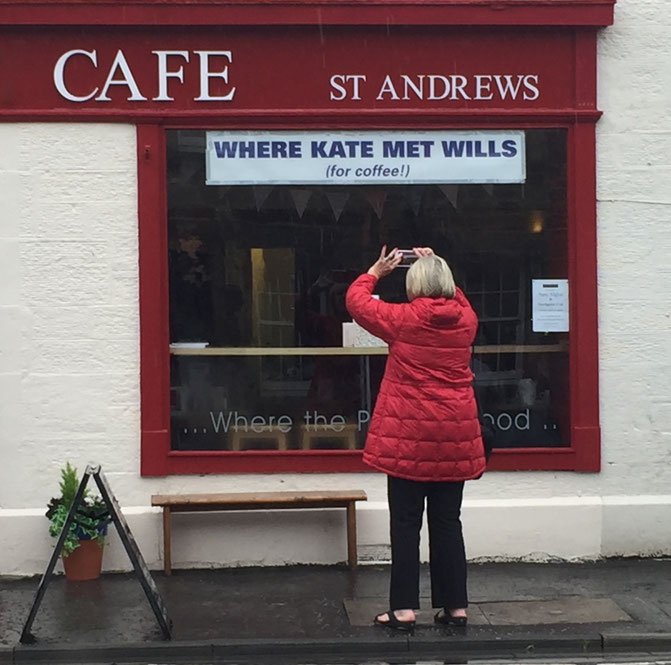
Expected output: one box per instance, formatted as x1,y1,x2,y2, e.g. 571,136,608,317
345,273,405,344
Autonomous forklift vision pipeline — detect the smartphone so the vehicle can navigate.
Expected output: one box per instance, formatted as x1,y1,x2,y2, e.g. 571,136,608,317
396,249,418,267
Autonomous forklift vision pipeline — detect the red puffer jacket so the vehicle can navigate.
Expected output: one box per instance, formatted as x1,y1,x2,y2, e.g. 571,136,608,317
345,273,486,482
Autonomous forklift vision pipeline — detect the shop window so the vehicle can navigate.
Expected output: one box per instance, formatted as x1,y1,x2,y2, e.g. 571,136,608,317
165,128,569,458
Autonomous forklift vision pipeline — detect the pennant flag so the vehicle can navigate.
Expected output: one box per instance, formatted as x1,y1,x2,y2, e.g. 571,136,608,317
289,188,312,218
325,191,349,222
216,185,230,201
219,196,234,220
365,188,387,219
252,185,274,211
438,184,459,209
407,187,423,217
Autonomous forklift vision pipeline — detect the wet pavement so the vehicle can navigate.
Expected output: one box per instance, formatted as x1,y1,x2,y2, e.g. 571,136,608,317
2,559,671,663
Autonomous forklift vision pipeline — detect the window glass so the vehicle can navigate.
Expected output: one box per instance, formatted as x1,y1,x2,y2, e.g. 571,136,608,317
167,129,567,453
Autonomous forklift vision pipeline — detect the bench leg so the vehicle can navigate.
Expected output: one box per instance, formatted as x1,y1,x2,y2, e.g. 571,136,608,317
162,507,172,576
346,501,357,569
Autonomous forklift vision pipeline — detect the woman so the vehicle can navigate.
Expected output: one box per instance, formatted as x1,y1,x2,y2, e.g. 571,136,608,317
345,246,486,631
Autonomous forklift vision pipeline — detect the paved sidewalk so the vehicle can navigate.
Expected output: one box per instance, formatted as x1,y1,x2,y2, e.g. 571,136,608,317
2,559,671,663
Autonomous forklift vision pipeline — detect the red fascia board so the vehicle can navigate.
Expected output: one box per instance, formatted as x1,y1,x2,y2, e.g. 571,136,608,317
0,0,616,26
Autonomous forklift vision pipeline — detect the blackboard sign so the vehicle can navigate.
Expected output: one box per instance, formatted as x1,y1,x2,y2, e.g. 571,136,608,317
21,464,172,643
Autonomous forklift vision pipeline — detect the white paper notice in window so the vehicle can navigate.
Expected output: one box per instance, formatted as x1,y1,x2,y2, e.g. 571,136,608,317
205,130,526,185
342,322,387,348
531,279,569,333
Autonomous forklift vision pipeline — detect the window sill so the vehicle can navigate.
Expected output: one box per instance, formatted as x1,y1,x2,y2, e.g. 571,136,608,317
139,438,599,476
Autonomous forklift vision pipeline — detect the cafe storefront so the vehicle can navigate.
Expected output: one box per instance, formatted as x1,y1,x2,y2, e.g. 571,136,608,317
9,0,669,575
132,15,605,477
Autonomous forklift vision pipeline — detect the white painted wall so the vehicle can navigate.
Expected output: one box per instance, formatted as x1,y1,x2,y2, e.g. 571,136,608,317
591,0,671,556
1,0,670,575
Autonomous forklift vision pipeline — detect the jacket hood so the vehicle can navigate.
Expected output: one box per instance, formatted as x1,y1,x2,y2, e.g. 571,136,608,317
413,296,463,326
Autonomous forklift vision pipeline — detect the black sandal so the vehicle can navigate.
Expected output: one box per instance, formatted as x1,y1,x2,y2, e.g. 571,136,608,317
434,609,467,627
374,611,416,632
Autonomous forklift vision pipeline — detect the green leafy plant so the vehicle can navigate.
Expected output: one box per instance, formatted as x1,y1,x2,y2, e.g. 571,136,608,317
46,463,111,557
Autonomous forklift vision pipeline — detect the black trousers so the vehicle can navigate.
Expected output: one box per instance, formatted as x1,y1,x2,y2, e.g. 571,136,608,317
388,475,468,611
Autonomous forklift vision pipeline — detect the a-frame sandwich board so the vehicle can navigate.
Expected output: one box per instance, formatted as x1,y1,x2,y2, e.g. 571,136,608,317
20,464,172,643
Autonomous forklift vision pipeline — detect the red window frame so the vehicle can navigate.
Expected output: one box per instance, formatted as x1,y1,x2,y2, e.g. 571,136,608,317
139,117,600,476
112,0,611,477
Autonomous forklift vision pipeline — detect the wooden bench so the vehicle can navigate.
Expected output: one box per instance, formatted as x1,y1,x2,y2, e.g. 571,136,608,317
151,490,368,574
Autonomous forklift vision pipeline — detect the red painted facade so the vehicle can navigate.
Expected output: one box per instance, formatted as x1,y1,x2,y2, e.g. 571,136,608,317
0,0,616,27
3,27,585,117
0,0,615,475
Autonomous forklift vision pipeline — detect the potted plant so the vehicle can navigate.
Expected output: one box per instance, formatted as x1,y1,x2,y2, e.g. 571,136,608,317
46,462,111,581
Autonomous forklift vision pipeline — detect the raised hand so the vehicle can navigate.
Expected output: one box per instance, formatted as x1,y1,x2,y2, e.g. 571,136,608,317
367,245,403,279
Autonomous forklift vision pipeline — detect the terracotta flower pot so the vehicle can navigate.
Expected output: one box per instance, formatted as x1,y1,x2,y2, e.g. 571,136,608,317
62,539,104,581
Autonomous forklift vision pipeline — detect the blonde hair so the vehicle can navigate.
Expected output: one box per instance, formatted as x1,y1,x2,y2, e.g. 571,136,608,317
406,255,456,301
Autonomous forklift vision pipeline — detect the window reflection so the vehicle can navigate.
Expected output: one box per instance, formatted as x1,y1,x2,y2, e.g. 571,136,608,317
170,355,386,451
167,129,568,452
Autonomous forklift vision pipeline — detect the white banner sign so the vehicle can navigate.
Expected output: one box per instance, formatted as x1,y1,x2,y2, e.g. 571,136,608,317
206,130,526,185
